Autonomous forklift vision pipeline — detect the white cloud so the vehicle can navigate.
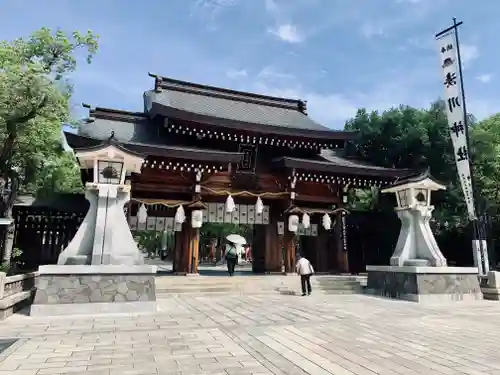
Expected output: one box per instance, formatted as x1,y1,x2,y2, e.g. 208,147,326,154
226,69,248,79
360,23,384,38
468,99,500,120
254,83,358,127
257,66,295,81
460,44,479,65
476,74,492,83
195,0,239,9
264,0,278,14
245,66,434,128
250,79,416,129
268,23,304,43
191,0,240,29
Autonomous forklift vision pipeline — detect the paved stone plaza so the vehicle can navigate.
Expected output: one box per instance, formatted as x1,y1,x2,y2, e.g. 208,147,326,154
0,293,500,375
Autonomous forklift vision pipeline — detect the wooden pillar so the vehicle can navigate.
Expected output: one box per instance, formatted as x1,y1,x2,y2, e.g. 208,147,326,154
284,170,297,274
270,224,282,272
264,226,272,273
173,225,191,274
172,229,182,274
187,227,200,274
335,212,349,273
277,233,284,273
252,225,266,273
263,209,282,273
283,231,296,273
314,224,329,273
326,230,337,273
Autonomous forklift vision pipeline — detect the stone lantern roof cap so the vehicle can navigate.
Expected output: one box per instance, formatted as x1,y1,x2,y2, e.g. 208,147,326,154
380,169,446,194
73,131,145,174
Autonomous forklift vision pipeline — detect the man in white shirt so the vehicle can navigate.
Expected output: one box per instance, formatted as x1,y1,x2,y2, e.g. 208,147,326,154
295,254,314,296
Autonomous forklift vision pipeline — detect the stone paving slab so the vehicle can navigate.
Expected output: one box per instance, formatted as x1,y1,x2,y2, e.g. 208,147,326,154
0,294,499,374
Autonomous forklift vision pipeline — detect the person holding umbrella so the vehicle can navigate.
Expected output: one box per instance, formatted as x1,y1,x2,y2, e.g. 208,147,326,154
225,234,246,276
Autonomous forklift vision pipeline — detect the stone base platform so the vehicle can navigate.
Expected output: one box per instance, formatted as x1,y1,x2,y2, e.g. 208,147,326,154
31,265,157,317
365,265,482,303
481,271,500,300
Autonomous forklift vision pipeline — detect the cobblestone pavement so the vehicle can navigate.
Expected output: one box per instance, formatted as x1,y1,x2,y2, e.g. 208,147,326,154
1,294,500,374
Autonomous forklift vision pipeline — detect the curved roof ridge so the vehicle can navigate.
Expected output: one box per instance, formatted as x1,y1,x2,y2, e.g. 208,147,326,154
149,73,306,110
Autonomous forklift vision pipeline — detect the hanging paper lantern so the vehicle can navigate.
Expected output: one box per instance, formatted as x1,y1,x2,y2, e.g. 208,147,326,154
288,214,299,233
302,212,310,229
191,210,203,228
137,203,148,224
322,213,332,230
255,196,264,215
225,194,235,213
174,205,186,224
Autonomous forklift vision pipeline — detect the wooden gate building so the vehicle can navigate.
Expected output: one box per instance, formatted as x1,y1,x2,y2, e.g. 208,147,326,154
65,74,411,274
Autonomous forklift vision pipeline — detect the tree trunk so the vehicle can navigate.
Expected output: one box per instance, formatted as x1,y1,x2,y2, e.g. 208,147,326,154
0,134,16,169
2,223,15,265
0,177,18,265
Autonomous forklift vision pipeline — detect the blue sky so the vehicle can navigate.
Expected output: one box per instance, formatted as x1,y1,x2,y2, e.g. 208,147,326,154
1,0,499,129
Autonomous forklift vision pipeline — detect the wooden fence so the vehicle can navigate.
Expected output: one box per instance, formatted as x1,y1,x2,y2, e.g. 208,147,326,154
10,194,88,270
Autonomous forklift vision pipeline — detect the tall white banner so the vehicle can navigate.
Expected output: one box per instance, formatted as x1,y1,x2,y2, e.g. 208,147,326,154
436,30,476,220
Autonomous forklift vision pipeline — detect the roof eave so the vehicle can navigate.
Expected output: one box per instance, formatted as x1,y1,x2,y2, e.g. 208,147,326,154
273,157,413,179
64,132,243,165
72,143,145,159
381,169,447,191
148,102,355,141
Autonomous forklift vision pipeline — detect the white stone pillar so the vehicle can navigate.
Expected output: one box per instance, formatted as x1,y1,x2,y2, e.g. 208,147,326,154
390,205,447,267
58,183,144,266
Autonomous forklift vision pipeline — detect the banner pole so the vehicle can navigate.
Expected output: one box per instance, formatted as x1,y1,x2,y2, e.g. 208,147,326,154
436,18,489,274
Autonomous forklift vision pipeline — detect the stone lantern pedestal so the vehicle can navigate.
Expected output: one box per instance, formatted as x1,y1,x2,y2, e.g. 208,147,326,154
365,171,482,303
31,138,157,316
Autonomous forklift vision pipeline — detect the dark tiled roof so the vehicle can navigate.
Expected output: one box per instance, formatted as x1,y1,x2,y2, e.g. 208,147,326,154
145,74,355,140
69,107,243,163
273,150,413,179
318,149,404,172
64,132,243,164
80,107,157,144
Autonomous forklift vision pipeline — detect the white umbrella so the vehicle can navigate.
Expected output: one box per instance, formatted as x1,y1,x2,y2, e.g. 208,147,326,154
226,234,247,245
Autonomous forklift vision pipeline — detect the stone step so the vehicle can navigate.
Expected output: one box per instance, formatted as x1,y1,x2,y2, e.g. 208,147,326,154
155,275,364,296
156,288,361,297
155,275,365,283
155,281,361,290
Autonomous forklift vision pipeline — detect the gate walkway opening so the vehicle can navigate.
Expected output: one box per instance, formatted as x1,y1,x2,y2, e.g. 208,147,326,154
145,258,254,276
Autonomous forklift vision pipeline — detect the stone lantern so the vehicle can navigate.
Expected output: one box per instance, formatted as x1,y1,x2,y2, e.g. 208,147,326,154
365,170,482,303
32,134,157,317
58,137,145,266
380,170,447,267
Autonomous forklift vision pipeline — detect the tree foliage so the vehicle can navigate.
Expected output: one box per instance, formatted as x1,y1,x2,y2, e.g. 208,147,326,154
0,27,98,216
470,114,500,209
343,102,468,225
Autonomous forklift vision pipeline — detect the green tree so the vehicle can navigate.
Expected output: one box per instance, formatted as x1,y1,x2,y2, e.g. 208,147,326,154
0,27,98,217
470,113,500,208
0,27,98,262
344,102,467,225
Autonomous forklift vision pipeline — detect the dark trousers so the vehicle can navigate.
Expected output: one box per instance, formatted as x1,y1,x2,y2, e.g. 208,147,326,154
226,257,237,275
300,274,312,295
